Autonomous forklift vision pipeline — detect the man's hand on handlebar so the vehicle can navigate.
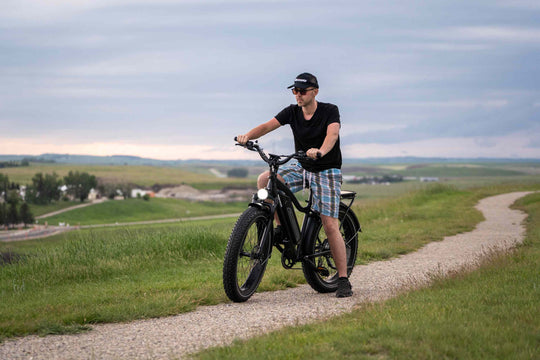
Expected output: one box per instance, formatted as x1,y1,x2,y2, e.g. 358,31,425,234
236,134,250,145
306,148,322,160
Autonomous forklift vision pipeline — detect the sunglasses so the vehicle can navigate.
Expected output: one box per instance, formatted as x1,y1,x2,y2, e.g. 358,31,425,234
291,88,315,95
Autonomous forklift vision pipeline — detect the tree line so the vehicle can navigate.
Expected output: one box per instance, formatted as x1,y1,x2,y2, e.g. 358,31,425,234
0,160,29,168
0,171,97,229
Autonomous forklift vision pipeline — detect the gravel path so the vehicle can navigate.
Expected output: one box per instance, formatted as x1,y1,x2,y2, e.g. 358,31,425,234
0,191,533,360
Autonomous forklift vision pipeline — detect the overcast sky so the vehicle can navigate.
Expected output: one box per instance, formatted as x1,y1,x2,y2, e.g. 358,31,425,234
1,0,539,160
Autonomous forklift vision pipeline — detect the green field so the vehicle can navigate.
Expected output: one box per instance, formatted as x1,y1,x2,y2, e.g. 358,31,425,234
2,182,539,341
343,161,540,178
3,160,539,190
30,201,86,218
1,161,539,358
195,191,540,360
35,198,246,225
0,163,252,189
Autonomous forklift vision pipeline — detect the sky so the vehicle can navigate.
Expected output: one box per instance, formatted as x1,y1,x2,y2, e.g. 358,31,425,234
1,0,539,160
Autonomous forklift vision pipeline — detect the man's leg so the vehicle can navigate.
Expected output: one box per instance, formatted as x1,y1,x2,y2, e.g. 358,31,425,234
257,171,285,225
320,214,348,278
322,214,353,297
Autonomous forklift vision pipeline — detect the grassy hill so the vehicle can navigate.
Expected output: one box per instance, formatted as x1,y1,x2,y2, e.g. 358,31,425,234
37,198,245,226
0,163,252,189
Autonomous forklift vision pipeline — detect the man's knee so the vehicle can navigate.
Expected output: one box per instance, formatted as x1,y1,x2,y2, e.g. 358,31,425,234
321,215,340,233
257,171,270,189
257,171,285,189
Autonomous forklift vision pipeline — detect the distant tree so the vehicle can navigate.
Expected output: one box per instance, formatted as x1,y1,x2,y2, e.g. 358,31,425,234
116,184,132,199
7,202,19,228
0,173,8,196
227,168,249,178
19,202,34,227
64,171,97,202
5,190,20,227
0,174,6,227
27,172,61,204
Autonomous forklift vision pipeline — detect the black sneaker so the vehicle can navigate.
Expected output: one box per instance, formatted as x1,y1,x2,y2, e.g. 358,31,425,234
336,277,353,298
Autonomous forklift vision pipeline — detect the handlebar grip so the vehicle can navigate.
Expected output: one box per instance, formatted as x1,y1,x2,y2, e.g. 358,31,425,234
234,136,254,147
316,152,322,159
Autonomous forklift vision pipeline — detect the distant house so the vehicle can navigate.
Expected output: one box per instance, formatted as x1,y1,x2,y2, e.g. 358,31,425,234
19,185,26,200
88,188,99,201
131,189,155,198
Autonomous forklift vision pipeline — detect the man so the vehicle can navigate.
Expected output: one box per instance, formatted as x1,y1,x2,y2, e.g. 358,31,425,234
236,72,352,298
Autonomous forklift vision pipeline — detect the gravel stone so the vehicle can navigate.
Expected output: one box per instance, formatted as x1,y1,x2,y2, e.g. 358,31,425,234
0,191,533,359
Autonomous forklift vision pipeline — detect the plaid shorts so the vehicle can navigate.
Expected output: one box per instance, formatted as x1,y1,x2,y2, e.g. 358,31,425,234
278,162,342,218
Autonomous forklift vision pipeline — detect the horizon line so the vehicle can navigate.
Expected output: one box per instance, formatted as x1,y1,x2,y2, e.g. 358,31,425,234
1,153,540,162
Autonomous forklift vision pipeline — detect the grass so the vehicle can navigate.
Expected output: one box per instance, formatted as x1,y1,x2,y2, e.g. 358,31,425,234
353,183,485,262
1,183,539,343
36,198,246,225
0,163,251,189
343,175,540,200
26,201,86,218
342,162,536,178
0,220,233,338
194,191,540,360
396,164,525,177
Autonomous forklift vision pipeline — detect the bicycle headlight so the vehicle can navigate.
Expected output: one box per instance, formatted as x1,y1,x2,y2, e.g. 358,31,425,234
257,189,269,200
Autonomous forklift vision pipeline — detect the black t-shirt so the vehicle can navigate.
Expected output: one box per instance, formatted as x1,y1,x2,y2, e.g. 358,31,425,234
275,102,342,172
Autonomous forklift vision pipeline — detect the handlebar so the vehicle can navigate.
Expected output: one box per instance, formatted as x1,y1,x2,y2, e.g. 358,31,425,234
234,137,319,165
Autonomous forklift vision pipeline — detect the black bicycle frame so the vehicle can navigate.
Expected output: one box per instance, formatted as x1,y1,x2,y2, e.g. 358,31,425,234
240,140,359,270
248,159,332,269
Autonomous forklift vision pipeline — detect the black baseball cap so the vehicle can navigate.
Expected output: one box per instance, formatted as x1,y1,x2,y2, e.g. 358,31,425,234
287,72,319,89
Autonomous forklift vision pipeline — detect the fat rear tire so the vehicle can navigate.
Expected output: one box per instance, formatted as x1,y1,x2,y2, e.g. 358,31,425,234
302,204,359,293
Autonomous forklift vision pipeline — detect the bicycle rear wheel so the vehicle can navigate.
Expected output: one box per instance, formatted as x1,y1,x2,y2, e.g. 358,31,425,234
302,204,359,293
223,207,272,302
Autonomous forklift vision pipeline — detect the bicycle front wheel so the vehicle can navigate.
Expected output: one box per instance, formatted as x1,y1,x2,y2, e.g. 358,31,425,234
223,207,272,302
302,204,359,293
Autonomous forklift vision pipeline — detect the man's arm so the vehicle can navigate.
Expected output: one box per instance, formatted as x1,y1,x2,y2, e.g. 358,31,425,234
236,118,281,144
306,122,340,159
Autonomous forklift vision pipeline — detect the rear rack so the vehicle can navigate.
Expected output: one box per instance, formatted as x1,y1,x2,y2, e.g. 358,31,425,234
340,190,356,200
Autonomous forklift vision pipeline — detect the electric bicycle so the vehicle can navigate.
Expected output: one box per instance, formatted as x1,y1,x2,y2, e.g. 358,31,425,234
223,140,361,302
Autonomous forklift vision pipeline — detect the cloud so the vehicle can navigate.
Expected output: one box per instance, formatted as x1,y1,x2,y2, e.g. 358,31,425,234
36,87,163,99
1,0,317,27
1,1,539,160
497,0,540,10
343,132,540,159
0,137,254,160
422,26,540,43
62,52,186,77
404,42,492,52
386,99,509,109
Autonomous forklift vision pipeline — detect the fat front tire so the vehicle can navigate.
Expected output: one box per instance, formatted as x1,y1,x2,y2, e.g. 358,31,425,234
223,207,272,302
302,204,359,293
